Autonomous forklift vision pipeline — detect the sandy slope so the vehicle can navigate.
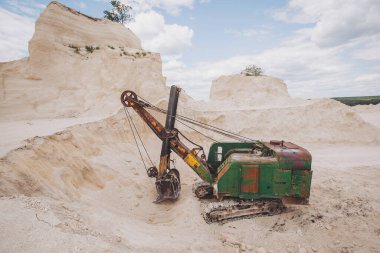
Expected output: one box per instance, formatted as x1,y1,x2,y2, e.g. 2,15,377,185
0,117,103,157
353,104,380,128
1,114,380,253
1,2,380,253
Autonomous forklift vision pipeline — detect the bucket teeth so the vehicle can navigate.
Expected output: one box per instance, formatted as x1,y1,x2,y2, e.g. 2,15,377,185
154,169,181,203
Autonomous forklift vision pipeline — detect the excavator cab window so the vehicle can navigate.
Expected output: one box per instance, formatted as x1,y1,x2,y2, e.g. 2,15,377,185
216,146,223,161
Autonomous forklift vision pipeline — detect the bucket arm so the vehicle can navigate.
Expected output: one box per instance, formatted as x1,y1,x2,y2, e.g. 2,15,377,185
121,89,214,184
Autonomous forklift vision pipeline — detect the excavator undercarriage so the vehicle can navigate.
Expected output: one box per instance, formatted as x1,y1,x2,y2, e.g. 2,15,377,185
201,198,286,223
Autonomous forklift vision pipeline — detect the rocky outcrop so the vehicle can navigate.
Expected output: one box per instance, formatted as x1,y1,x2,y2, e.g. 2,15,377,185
0,1,166,120
29,1,141,60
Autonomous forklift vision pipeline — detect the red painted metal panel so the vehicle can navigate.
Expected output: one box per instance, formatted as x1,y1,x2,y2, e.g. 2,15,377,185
241,165,259,193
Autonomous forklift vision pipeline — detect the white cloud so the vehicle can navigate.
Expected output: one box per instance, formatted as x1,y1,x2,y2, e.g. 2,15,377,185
127,1,194,78
129,10,193,58
224,28,269,38
354,74,380,82
351,35,380,60
273,0,380,48
164,37,353,100
79,2,87,9
335,76,380,97
273,0,333,24
5,0,45,16
164,49,379,100
127,0,193,16
0,7,35,62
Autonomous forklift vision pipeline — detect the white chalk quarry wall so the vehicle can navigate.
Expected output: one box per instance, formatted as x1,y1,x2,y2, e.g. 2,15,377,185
0,1,167,120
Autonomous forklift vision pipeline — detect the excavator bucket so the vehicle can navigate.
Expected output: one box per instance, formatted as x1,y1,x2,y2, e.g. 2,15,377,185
154,169,181,203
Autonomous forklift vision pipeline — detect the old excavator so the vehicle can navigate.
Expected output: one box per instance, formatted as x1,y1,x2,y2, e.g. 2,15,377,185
121,85,313,222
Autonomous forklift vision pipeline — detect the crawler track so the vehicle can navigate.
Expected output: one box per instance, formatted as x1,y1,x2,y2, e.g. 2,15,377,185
201,198,286,223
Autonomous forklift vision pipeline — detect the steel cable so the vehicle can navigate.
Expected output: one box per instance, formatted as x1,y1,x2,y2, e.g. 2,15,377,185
124,107,155,171
136,95,257,143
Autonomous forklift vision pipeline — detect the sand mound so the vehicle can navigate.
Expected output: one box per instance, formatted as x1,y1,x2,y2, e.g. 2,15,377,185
177,75,380,144
196,98,380,143
0,110,159,198
0,1,167,120
210,74,290,103
353,103,380,128
352,103,380,113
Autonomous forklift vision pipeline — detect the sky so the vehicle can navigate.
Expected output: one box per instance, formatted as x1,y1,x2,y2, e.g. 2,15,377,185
0,0,380,100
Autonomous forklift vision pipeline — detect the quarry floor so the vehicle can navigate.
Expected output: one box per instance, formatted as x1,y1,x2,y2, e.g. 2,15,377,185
0,110,379,253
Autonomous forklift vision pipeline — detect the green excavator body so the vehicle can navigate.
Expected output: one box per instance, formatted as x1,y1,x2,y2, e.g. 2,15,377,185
209,141,312,203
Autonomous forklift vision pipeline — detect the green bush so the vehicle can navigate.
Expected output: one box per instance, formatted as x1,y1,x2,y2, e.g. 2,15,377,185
332,96,380,106
68,44,80,54
85,45,95,53
242,64,263,76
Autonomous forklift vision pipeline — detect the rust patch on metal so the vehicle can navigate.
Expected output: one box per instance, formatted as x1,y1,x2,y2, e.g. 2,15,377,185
241,165,259,193
282,197,309,205
265,141,312,170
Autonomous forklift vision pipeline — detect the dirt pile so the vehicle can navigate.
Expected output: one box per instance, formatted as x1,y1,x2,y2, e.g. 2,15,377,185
210,74,291,105
352,103,380,128
0,112,151,199
0,1,167,120
353,103,380,113
180,75,380,144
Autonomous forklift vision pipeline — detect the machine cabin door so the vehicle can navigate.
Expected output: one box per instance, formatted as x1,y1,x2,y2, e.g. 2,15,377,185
241,164,259,193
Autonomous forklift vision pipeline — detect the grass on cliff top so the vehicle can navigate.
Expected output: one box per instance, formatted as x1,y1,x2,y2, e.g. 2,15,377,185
332,96,380,106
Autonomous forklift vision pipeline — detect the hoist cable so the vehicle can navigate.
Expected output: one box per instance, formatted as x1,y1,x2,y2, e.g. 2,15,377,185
144,104,246,141
124,107,147,170
125,107,155,167
137,95,257,143
176,116,248,142
124,107,155,171
176,118,218,143
144,104,249,142
145,104,248,142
